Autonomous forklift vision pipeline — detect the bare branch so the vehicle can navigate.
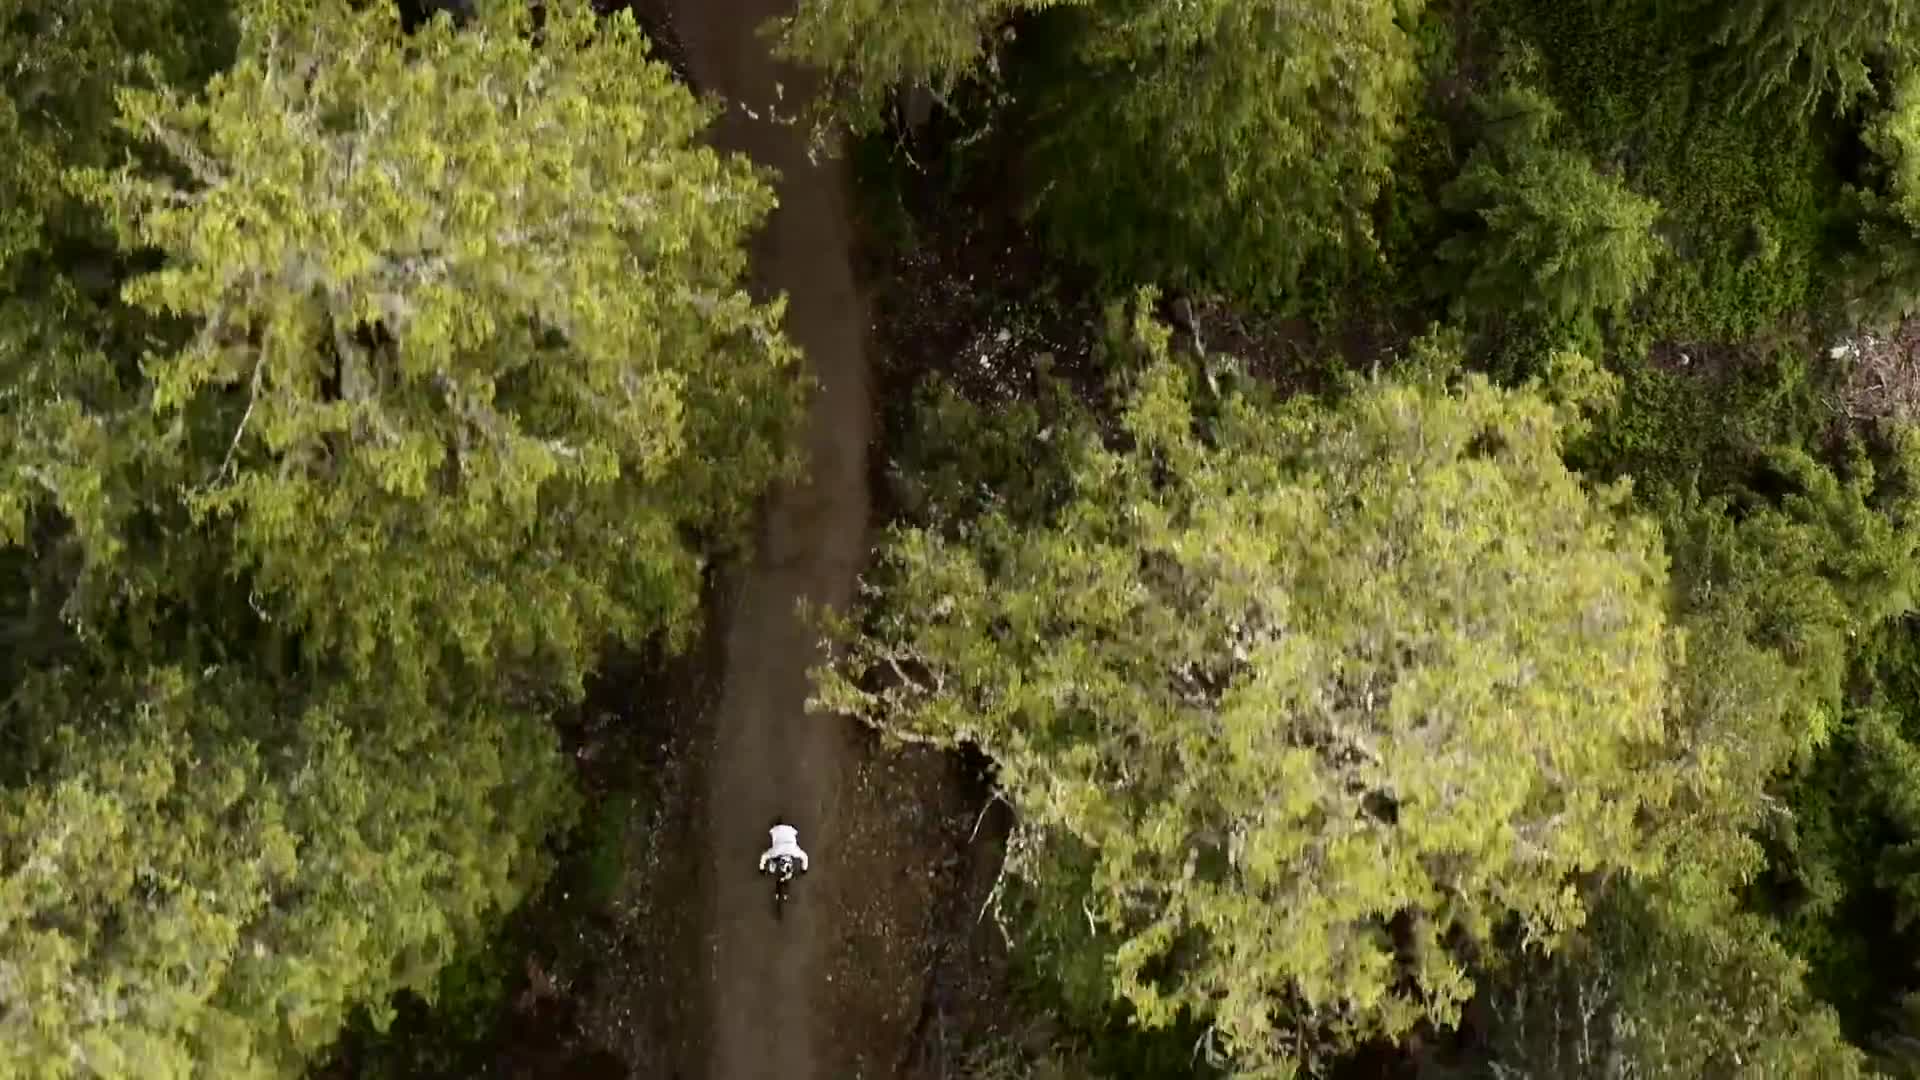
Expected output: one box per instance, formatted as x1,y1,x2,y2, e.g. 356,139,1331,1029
207,354,267,487
142,117,227,189
968,792,1006,844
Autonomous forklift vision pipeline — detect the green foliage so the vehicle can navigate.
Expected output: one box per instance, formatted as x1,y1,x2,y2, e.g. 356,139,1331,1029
1570,345,1833,498
1758,612,1920,1051
784,0,1427,306
817,305,1674,1075
998,845,1229,1078
1867,75,1920,228
0,665,574,1078
1437,86,1662,328
1594,392,1920,899
1712,0,1919,118
1023,0,1424,305
1611,896,1862,1077
1466,389,1920,1080
1485,0,1835,341
1846,207,1920,331
65,0,802,690
0,0,235,291
1843,73,1920,327
1479,882,1865,1077
1463,428,1917,1077
0,0,801,1072
1526,326,1920,1076
1668,438,1920,724
773,0,1083,133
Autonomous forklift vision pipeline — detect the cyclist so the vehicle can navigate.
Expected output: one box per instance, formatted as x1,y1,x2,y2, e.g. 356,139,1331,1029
758,822,810,874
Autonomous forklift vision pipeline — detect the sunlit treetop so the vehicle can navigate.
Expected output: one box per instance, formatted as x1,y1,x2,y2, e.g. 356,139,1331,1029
817,312,1675,1074
53,0,802,688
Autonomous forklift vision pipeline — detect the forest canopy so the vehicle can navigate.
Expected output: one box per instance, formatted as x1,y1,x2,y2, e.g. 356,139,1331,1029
0,0,798,1071
787,0,1920,1072
816,312,1676,1073
12,0,1920,1074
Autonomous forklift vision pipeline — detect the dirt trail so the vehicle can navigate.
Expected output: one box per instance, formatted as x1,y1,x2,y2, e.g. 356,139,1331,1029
667,3,872,1079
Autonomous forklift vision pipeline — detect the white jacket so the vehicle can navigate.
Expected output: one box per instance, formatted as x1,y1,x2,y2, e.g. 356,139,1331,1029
759,824,809,872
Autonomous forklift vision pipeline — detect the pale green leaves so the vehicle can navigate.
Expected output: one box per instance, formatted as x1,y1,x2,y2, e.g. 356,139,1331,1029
73,0,802,684
818,315,1673,1072
0,3,797,1070
0,667,573,1079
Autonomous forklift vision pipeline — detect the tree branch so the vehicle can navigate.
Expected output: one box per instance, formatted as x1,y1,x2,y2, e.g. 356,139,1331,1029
142,117,227,189
208,354,267,487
